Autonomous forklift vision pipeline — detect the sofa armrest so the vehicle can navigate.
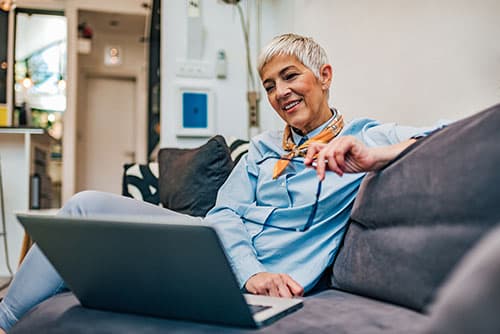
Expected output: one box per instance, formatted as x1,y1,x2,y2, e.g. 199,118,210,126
423,224,500,334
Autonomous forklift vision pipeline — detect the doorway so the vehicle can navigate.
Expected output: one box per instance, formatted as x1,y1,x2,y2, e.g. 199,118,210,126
76,75,136,194
73,9,148,196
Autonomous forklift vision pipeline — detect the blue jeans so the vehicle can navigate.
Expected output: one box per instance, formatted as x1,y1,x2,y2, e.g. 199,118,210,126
0,191,200,331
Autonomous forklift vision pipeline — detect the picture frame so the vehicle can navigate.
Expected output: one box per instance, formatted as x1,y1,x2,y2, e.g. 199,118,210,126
176,86,214,137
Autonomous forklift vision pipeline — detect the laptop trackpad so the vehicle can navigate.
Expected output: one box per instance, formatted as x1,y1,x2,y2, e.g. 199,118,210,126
248,304,272,314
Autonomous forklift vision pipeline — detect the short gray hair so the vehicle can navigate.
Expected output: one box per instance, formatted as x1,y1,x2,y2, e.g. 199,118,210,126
257,33,329,79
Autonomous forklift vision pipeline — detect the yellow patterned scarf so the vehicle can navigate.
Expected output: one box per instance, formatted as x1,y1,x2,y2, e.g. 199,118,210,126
273,110,344,179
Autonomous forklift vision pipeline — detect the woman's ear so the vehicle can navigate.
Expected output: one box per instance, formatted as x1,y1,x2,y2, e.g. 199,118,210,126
319,64,333,89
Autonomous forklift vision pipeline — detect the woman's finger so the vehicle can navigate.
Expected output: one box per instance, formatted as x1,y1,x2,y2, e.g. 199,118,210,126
304,142,325,165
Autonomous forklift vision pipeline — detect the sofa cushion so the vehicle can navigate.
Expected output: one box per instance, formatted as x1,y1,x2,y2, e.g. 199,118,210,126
122,137,249,209
122,163,160,205
422,224,500,334
332,103,500,311
10,289,426,334
226,137,250,165
158,135,234,217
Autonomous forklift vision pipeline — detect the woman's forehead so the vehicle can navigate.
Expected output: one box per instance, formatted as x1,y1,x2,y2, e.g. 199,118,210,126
260,55,306,79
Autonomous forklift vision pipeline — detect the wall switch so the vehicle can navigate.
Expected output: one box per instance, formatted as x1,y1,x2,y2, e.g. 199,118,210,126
176,59,213,78
215,49,227,79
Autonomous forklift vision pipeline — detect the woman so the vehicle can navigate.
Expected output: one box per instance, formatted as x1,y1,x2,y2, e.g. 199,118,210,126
0,33,433,332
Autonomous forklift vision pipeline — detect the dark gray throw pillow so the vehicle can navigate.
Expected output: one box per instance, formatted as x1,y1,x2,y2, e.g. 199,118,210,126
331,103,500,311
158,135,234,217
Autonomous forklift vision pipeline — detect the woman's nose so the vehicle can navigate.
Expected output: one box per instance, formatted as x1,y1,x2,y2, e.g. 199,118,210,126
275,82,291,100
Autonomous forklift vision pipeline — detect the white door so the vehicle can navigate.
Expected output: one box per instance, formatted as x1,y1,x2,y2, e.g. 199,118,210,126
76,76,136,194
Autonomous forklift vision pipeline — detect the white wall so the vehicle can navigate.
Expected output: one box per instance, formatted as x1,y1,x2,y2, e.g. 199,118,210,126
162,0,500,147
273,0,500,125
161,0,296,148
162,0,247,148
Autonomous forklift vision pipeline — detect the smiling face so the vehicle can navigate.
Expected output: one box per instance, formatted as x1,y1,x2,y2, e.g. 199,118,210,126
261,54,333,135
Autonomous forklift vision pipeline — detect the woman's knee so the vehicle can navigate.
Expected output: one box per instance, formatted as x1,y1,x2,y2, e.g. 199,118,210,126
59,190,114,216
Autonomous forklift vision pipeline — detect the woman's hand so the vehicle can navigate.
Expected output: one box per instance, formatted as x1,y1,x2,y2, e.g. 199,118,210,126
245,272,304,298
304,136,416,180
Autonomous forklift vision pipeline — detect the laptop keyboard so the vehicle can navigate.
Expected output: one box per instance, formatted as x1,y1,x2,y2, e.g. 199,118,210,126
249,304,272,314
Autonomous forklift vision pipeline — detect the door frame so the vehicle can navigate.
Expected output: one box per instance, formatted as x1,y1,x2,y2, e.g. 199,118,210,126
62,3,149,203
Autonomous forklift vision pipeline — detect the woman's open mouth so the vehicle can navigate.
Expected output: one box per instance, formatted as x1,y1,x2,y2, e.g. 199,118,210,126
282,99,302,113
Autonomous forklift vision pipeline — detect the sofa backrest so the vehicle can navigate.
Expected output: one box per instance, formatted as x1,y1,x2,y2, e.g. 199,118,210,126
331,103,500,311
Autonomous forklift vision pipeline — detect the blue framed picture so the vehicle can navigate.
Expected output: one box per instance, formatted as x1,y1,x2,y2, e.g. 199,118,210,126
182,92,207,128
176,87,214,137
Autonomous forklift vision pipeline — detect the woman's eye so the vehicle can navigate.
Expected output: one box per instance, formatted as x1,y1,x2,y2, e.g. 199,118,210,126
285,73,298,80
264,85,275,93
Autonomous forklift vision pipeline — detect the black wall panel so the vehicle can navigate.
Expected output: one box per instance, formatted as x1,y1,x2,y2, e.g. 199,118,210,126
147,0,161,160
0,11,8,104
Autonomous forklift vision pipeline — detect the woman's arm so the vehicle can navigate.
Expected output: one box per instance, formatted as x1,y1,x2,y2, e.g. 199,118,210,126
304,136,416,180
205,144,304,297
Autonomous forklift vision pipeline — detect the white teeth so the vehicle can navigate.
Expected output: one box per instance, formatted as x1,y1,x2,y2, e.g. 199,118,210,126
284,100,300,110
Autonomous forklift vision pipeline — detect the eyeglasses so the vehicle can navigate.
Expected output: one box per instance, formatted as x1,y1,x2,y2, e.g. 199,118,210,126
244,156,322,232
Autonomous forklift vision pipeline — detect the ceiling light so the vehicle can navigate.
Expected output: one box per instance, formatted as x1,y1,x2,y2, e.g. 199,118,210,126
0,0,14,12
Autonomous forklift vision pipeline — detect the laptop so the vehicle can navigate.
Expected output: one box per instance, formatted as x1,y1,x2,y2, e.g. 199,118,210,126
16,213,303,328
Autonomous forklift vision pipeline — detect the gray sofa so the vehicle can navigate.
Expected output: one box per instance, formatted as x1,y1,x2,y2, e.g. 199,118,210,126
10,104,500,333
